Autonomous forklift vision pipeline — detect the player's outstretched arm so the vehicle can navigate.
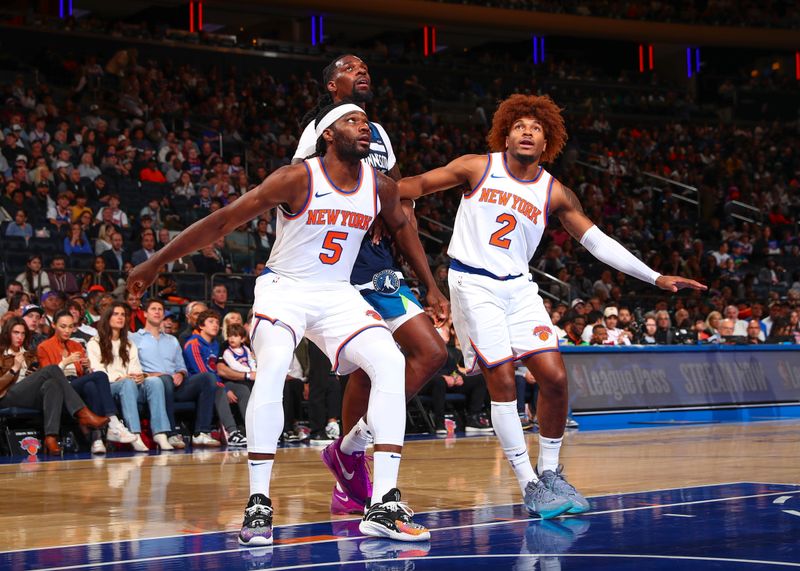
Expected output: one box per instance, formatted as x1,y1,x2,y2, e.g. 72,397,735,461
551,180,706,293
377,173,450,320
398,154,485,200
127,164,307,296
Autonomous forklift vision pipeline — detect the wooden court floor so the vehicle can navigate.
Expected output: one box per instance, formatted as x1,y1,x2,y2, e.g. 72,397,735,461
2,420,799,551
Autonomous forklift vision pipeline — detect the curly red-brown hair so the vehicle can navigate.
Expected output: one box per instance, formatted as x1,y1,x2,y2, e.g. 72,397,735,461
487,94,567,163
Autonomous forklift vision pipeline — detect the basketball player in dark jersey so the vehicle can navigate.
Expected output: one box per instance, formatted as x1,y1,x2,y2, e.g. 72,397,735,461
293,55,447,514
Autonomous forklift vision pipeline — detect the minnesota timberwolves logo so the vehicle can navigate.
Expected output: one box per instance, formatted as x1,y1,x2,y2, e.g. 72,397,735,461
372,269,400,294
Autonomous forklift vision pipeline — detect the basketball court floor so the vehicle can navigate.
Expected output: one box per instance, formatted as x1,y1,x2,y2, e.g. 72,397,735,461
2,420,799,569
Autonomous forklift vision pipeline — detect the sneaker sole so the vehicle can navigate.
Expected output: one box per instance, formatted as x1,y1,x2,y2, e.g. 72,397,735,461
359,520,431,542
527,500,573,520
331,503,365,515
567,502,590,514
464,427,494,433
238,534,273,546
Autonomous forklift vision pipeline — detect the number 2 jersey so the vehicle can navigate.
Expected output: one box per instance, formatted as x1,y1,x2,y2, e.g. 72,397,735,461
266,157,380,283
448,152,556,277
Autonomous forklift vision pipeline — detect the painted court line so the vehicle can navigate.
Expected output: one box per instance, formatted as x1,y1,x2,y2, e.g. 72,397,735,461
783,510,800,518
265,553,800,570
663,513,695,518
32,488,800,571
774,496,793,505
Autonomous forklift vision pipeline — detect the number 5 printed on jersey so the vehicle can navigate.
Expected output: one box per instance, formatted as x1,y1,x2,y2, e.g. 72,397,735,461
489,213,517,249
319,230,349,264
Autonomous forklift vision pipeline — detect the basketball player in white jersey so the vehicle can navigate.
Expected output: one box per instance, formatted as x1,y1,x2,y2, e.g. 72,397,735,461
128,102,449,544
294,54,447,516
400,94,706,518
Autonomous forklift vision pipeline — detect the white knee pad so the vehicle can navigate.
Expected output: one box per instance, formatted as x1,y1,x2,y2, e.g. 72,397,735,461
340,327,406,447
246,322,296,454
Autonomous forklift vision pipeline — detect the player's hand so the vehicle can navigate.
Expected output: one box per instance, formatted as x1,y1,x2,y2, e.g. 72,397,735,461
425,288,450,328
655,275,707,292
127,261,159,298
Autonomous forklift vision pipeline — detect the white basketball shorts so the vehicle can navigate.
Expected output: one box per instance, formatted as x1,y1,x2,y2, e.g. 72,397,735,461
448,268,559,375
250,271,390,375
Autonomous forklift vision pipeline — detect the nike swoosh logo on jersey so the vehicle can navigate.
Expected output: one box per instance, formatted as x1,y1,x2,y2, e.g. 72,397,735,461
490,173,505,179
315,191,332,198
336,450,355,480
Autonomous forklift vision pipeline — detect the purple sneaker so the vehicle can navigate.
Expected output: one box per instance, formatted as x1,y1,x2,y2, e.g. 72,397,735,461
321,438,372,508
331,484,366,515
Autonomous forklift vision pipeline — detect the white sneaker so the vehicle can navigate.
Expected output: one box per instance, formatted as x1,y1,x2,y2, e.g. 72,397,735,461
91,439,106,455
131,434,149,452
192,432,221,447
167,434,186,449
153,433,174,450
325,421,340,439
107,423,137,444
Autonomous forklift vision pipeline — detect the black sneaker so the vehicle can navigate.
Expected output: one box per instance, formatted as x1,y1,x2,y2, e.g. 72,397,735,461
358,488,430,542
281,429,308,443
434,418,447,435
465,413,493,433
309,430,335,445
238,494,274,546
227,430,248,447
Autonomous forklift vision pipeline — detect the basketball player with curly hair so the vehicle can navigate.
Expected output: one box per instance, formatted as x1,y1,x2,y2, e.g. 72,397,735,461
400,94,705,518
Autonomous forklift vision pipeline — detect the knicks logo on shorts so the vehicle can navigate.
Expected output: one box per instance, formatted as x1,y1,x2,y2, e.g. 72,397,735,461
366,309,382,321
533,325,552,341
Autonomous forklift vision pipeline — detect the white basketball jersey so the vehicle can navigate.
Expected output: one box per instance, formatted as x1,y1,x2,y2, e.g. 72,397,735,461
267,157,380,282
448,152,554,277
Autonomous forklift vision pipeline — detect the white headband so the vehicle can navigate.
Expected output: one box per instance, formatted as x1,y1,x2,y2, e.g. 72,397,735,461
315,104,366,139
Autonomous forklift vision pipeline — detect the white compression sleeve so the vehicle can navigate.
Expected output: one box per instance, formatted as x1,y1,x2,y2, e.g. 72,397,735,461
579,225,661,285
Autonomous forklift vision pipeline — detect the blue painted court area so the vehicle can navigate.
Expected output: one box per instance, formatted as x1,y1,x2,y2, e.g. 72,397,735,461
4,482,800,570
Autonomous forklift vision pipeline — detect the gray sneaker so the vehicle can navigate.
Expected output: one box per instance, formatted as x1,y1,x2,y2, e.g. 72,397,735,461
524,478,572,519
537,466,590,514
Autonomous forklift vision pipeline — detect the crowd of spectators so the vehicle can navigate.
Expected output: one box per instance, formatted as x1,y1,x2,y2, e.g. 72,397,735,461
0,22,797,453
433,0,800,29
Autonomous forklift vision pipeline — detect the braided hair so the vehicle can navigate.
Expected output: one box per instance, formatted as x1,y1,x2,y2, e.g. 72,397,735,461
299,56,344,130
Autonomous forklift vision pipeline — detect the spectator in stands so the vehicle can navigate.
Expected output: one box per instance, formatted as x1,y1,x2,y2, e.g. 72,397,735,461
67,299,96,344
208,284,231,317
589,324,608,345
71,192,92,223
131,231,157,265
126,290,146,332
654,310,675,344
87,302,173,451
162,312,179,336
182,310,248,447
101,232,130,272
21,304,46,350
95,194,129,229
173,171,195,198
139,157,166,183
132,298,219,449
716,319,737,344
723,304,748,336
6,209,32,240
602,307,631,345
93,212,117,255
0,317,109,455
41,291,65,331
17,254,50,297
78,152,101,181
560,313,587,345
762,302,783,336
251,217,272,256
746,320,763,345
64,222,93,256
37,310,133,454
221,311,244,341
47,192,73,234
178,301,207,346
192,240,229,274
47,255,80,295
80,256,116,294
638,315,658,344
581,310,604,344
0,281,23,317
221,323,256,378
766,318,794,344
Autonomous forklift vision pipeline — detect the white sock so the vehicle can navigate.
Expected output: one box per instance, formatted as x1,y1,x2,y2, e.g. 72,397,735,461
341,417,373,455
248,459,274,497
537,435,563,474
491,400,536,493
371,451,401,504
